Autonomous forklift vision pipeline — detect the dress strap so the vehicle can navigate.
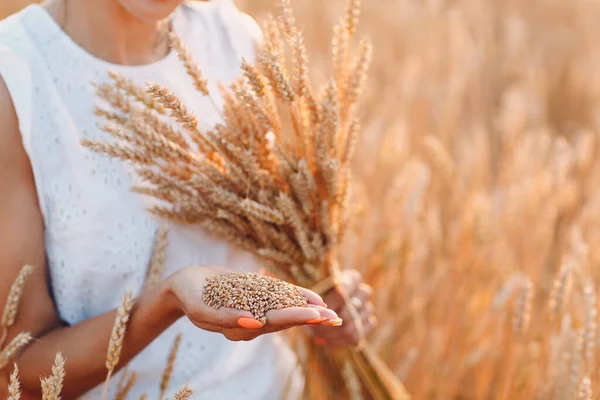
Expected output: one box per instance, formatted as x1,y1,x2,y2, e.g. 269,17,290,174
215,0,263,63
0,45,34,154
0,11,48,218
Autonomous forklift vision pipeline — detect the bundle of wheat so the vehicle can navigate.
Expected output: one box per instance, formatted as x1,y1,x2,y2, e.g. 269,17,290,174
81,0,408,398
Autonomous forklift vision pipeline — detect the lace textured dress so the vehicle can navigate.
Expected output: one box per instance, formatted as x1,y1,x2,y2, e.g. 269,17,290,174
0,1,302,398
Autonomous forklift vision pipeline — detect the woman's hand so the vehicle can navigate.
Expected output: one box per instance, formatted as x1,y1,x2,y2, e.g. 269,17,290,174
168,266,341,342
309,270,376,347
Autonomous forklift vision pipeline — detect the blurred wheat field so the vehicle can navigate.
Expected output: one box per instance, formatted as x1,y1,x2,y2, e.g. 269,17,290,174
3,0,600,399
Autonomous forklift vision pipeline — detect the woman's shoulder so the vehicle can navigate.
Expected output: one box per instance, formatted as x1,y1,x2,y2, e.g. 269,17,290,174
0,5,34,47
0,34,35,160
179,0,262,58
0,72,28,181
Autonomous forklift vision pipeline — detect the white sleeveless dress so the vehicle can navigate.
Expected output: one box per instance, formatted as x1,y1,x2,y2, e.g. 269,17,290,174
0,2,302,399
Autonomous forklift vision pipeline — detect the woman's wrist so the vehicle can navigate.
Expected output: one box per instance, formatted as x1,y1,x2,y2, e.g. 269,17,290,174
136,276,185,331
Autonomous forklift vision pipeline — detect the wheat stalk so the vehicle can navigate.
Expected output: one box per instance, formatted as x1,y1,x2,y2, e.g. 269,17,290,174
40,352,65,400
513,279,533,335
549,262,574,318
0,333,33,370
102,291,134,400
578,376,592,400
115,370,137,400
171,384,193,400
159,333,182,400
1,265,33,348
145,224,169,287
7,363,21,400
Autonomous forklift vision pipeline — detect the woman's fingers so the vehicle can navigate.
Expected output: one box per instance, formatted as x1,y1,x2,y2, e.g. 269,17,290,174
323,270,362,312
200,305,256,329
307,304,340,322
361,302,377,335
339,283,373,321
203,296,339,331
265,306,324,326
297,286,326,306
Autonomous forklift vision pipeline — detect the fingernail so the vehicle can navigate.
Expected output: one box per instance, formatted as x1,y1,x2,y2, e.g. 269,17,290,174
307,317,328,324
313,337,327,346
237,317,263,329
325,318,343,327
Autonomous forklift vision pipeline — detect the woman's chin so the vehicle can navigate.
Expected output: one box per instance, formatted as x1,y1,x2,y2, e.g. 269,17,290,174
117,0,184,22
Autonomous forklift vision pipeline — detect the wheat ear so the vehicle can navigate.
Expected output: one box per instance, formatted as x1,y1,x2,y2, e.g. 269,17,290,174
145,225,169,288
512,279,533,335
7,363,21,400
549,262,573,318
102,291,134,400
115,370,137,400
0,333,33,370
578,376,592,400
40,352,65,400
171,384,193,400
1,265,34,348
159,333,183,400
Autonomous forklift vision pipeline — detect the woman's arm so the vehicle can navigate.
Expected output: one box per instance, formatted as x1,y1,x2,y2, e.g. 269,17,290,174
0,76,185,398
17,281,182,398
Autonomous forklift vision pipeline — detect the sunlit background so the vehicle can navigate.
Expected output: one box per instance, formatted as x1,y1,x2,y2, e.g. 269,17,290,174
3,0,600,398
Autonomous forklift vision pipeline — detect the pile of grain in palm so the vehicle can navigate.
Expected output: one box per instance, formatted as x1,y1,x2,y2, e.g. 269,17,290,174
203,272,309,325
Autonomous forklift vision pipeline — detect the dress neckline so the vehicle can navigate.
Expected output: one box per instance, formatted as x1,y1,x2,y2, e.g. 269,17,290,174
24,3,183,72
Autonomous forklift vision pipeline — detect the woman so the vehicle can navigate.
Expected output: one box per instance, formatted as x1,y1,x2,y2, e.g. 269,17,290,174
0,0,376,398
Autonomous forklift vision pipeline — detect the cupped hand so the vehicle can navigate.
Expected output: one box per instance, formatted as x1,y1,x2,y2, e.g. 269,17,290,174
168,266,341,342
309,269,377,347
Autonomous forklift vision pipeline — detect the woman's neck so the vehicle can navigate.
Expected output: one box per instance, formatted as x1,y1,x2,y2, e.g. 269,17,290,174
44,0,171,66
